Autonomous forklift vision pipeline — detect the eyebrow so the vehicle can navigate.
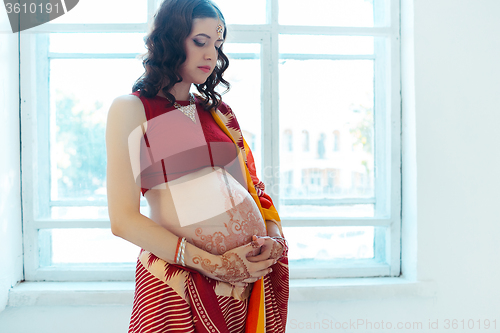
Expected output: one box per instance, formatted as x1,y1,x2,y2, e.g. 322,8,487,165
194,33,224,42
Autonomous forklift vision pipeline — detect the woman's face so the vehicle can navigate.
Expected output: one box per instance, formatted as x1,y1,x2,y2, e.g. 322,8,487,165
180,17,224,85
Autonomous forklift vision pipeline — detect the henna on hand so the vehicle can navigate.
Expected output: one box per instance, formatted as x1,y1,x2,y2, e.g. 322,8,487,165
269,240,283,260
193,252,251,283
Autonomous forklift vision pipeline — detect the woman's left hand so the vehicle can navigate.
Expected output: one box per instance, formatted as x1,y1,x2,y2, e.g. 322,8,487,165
246,235,283,262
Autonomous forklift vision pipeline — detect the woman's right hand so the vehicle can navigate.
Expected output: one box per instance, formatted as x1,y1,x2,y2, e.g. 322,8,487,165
191,238,276,284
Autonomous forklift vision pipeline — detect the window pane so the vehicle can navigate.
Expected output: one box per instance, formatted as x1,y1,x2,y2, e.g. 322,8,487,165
39,229,139,265
279,0,388,27
50,205,150,220
50,0,147,24
50,33,146,54
280,35,374,55
282,204,373,218
215,43,262,175
279,59,374,218
214,0,266,25
51,206,109,220
49,59,144,201
223,43,260,54
283,226,375,261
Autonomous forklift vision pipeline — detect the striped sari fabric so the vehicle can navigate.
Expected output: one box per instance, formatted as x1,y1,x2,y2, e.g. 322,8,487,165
128,249,289,333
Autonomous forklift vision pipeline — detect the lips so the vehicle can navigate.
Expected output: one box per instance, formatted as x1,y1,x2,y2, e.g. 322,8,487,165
198,66,211,73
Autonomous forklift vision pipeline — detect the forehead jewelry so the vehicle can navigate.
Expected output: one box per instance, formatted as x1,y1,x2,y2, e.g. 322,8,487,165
208,2,224,40
216,24,224,40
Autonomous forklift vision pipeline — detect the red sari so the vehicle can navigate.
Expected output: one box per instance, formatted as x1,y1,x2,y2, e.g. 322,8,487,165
128,94,289,333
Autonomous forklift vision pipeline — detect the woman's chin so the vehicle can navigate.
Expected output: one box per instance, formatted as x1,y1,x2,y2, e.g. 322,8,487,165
195,78,209,85
192,74,212,85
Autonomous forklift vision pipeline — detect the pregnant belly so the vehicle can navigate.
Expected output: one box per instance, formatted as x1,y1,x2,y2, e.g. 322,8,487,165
145,166,267,255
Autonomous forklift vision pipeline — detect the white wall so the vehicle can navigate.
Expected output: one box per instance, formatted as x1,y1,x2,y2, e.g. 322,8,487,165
410,0,500,295
0,9,23,313
2,0,500,331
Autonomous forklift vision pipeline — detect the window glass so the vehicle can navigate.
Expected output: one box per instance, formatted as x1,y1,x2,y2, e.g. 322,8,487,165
279,59,374,218
280,35,374,55
302,130,309,152
223,43,260,54
284,226,375,261
39,229,139,265
50,0,147,24
50,205,149,220
213,0,266,25
49,33,146,54
279,0,388,27
49,59,144,203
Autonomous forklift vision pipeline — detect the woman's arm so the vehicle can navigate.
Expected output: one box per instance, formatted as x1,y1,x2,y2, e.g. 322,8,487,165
106,95,275,283
265,220,282,237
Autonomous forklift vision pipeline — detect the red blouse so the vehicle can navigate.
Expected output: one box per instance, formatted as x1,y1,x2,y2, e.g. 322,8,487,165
130,92,244,196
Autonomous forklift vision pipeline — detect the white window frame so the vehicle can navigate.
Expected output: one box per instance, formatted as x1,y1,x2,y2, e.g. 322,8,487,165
20,0,401,281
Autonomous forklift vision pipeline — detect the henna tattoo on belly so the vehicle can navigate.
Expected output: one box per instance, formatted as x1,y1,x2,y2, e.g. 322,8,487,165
191,171,267,255
192,252,251,283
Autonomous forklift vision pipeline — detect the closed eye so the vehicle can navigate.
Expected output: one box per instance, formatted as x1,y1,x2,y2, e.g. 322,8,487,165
193,39,205,47
193,38,223,50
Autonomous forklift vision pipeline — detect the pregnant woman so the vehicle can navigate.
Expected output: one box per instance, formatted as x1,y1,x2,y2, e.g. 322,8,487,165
105,0,289,332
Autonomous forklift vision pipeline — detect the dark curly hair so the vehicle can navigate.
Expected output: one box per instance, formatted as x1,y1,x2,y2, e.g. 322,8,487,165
132,0,230,111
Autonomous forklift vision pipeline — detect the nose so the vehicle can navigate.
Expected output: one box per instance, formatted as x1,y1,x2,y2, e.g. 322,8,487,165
204,48,217,61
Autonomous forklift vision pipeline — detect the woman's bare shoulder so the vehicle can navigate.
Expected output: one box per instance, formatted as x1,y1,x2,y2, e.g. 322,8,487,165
107,94,146,133
109,94,144,117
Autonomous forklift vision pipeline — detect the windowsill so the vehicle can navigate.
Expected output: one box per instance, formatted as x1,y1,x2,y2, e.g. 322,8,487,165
289,277,438,301
7,277,437,307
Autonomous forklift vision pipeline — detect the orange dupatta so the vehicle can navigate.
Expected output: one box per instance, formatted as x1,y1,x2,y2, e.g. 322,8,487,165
210,103,289,333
